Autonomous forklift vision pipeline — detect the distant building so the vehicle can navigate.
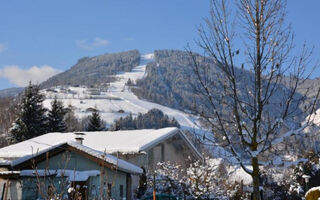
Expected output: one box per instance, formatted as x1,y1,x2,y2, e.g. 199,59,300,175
0,127,202,199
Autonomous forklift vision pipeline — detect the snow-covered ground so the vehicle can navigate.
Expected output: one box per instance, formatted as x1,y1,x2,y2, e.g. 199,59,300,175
43,53,201,131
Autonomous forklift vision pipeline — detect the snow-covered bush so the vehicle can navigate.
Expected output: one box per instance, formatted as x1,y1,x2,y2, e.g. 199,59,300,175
141,155,318,199
185,157,226,199
227,182,251,200
260,179,301,200
288,151,320,197
251,156,318,199
143,161,187,198
142,158,231,199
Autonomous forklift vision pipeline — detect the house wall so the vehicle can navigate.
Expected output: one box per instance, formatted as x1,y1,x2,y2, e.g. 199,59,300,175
20,151,128,200
0,179,22,200
117,153,147,196
118,154,148,170
118,133,198,173
21,177,60,200
116,133,199,196
148,134,197,172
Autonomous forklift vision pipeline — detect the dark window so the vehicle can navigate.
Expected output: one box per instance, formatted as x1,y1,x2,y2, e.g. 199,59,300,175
120,185,124,198
70,181,87,200
108,183,112,197
0,183,6,200
161,143,165,162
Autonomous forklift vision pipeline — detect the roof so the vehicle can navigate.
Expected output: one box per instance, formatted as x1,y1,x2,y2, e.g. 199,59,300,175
0,127,199,156
9,141,143,175
0,127,202,164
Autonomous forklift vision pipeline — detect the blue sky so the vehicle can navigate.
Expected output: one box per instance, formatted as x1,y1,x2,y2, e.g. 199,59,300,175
0,0,319,90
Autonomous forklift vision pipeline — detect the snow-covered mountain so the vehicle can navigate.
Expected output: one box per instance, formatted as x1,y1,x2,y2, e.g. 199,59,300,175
38,49,319,139
42,53,202,132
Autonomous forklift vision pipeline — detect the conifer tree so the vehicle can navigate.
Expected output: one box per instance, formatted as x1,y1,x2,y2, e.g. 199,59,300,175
10,82,47,142
47,97,67,132
86,109,105,131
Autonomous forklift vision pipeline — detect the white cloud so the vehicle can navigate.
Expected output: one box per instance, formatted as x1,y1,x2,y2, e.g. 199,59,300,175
0,65,60,87
0,44,7,53
75,37,110,50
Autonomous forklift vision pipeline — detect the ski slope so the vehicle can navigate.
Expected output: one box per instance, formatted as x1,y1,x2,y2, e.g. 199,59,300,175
43,53,201,131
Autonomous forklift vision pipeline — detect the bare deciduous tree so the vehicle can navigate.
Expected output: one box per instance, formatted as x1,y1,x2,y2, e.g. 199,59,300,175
188,0,320,199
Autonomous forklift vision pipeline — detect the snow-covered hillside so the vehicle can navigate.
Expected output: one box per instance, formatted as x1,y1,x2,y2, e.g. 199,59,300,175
42,53,201,131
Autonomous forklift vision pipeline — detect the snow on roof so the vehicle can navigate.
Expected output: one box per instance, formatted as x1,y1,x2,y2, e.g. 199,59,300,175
0,127,179,158
20,169,100,181
11,142,66,167
0,171,20,175
0,159,12,166
10,141,142,175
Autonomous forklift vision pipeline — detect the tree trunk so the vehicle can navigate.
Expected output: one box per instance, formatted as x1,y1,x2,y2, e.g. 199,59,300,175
251,157,261,200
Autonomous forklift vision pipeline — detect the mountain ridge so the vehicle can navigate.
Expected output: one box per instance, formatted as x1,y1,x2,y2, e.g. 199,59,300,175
0,87,24,98
41,49,140,88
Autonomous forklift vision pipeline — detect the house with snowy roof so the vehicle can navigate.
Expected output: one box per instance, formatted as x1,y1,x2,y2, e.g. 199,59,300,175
0,127,202,199
0,141,142,200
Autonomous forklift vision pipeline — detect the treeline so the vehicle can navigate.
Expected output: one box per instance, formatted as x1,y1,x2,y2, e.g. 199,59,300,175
41,50,140,88
110,108,180,131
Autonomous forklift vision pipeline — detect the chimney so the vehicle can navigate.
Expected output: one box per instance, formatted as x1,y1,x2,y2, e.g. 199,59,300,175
74,133,85,145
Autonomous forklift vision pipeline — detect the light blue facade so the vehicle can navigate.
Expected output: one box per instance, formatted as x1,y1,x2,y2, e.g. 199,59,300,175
20,151,128,200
